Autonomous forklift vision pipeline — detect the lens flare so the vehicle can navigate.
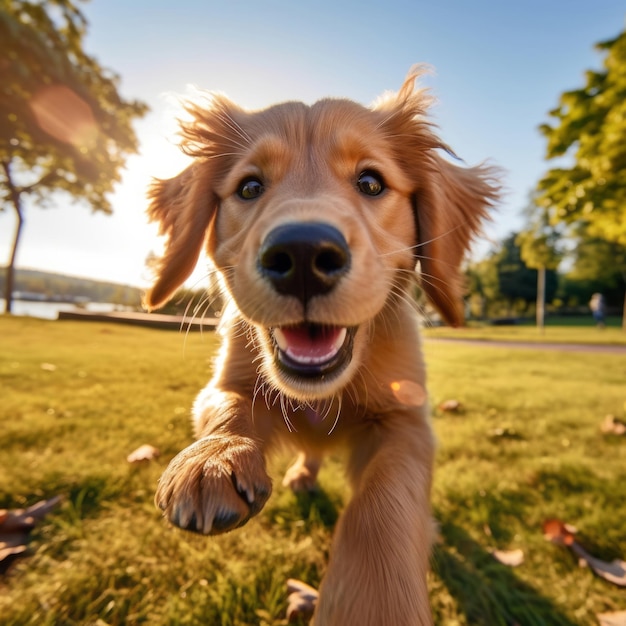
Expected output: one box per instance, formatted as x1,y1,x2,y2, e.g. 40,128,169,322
390,380,426,407
29,85,97,151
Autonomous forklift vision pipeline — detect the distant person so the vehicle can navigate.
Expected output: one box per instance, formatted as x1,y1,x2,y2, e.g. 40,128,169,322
589,293,605,328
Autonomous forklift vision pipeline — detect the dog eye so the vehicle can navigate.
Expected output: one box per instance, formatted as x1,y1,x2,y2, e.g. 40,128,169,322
356,171,385,196
237,177,265,200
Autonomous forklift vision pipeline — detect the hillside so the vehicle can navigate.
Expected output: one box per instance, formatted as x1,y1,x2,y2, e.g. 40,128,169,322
0,267,143,306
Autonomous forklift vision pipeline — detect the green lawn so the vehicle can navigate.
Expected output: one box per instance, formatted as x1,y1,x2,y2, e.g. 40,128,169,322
0,316,625,625
424,316,626,346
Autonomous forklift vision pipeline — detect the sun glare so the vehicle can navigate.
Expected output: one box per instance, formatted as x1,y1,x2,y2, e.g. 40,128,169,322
390,380,427,407
29,85,98,151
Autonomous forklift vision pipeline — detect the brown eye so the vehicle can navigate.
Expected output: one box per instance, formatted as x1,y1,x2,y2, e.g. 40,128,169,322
237,177,265,200
356,170,385,196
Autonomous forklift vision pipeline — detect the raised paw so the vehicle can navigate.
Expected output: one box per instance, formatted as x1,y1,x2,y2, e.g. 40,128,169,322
286,578,318,623
155,435,272,535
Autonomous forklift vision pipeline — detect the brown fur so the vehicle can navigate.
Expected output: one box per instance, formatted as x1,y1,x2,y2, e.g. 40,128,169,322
145,67,498,625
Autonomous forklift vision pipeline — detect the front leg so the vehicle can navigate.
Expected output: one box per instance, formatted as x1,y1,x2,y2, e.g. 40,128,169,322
282,450,323,493
156,389,272,535
314,415,435,626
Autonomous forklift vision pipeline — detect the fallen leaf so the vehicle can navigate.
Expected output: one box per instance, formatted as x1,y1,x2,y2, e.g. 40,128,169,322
0,495,63,533
542,518,577,545
543,518,626,587
488,426,523,440
597,611,626,626
127,444,160,463
491,548,524,567
0,544,27,572
438,399,462,412
573,546,626,586
0,496,63,574
601,415,626,436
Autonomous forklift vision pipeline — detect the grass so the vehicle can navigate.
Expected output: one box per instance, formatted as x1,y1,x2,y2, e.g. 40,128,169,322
424,315,626,346
0,315,625,625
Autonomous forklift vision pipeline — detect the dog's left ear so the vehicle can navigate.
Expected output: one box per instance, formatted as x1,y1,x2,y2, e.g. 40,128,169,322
375,67,499,326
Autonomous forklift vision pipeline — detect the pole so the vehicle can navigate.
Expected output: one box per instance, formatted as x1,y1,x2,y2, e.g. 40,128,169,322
536,266,546,334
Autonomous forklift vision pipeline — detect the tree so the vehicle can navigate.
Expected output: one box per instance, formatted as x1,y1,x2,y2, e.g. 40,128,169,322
516,196,563,332
496,234,558,316
537,27,626,329
1,0,148,313
536,28,626,246
465,256,499,319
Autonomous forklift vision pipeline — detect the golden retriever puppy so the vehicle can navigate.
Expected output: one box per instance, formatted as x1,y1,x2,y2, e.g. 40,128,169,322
144,67,498,625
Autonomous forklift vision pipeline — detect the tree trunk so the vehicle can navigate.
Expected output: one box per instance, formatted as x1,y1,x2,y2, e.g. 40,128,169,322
4,206,24,314
2,161,24,314
536,266,546,334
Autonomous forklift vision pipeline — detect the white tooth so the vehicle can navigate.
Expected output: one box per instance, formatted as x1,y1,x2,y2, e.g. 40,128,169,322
333,328,347,351
273,328,288,351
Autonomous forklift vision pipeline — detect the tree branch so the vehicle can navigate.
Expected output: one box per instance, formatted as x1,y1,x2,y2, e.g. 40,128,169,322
17,169,62,195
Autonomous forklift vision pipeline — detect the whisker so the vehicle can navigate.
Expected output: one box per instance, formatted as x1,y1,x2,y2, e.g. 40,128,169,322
251,376,266,427
416,272,459,314
279,394,297,433
378,223,467,259
327,394,342,436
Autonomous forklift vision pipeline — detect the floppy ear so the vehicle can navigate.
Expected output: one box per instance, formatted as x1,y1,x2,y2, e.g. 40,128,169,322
143,94,250,311
415,155,498,326
376,67,499,326
143,163,217,310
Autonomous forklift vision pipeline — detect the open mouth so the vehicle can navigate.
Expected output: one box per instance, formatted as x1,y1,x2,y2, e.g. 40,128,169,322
271,323,355,379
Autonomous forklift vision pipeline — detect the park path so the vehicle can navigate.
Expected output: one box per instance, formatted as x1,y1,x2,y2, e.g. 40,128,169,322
426,337,626,355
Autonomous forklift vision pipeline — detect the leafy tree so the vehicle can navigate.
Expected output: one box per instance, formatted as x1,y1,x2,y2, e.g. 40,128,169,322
465,256,499,319
536,28,626,246
568,235,626,299
0,0,148,312
496,234,558,316
516,196,563,331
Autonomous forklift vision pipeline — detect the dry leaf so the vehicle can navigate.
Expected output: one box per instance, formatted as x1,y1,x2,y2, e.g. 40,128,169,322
0,544,27,573
597,611,626,626
127,444,160,463
0,495,63,533
491,548,524,567
489,426,522,439
0,496,63,573
573,546,626,586
542,518,577,545
438,399,462,412
543,518,626,587
601,415,626,436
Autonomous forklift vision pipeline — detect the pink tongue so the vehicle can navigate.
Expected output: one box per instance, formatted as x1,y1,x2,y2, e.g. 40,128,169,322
277,325,345,363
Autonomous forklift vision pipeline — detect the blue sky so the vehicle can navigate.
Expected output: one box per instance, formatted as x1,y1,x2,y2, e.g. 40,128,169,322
2,0,625,288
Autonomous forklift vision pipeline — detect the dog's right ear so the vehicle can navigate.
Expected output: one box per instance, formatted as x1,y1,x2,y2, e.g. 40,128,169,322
143,163,217,310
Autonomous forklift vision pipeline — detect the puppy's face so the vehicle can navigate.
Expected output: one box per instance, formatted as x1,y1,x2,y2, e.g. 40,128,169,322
206,100,419,399
145,70,498,403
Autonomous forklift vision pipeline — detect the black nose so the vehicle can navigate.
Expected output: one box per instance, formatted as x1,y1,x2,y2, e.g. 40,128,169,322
258,222,351,304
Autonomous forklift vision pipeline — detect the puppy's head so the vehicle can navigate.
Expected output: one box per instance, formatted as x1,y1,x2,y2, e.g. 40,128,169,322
145,68,498,400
